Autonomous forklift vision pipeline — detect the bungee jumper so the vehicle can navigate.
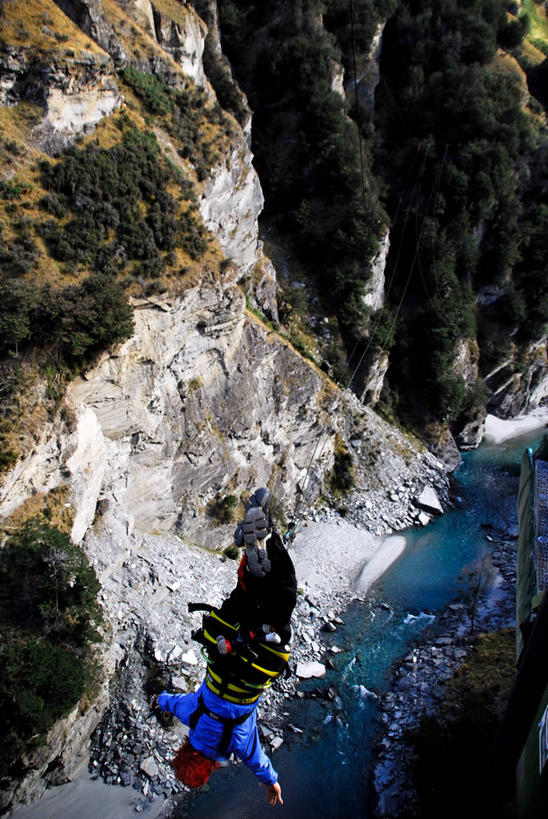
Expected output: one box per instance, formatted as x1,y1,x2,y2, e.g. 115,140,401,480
151,488,297,806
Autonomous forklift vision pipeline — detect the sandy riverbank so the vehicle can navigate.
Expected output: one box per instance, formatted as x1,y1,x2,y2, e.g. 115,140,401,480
289,519,407,598
354,536,407,593
9,774,167,819
290,519,380,594
483,409,548,443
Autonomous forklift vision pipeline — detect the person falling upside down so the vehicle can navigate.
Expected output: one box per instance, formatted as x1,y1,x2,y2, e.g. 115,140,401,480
151,488,297,806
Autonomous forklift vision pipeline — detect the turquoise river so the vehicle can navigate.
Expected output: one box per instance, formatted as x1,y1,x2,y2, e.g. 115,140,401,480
180,424,547,819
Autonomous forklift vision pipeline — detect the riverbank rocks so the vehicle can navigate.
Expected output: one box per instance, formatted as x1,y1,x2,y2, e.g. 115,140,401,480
80,524,360,816
140,757,160,780
372,529,518,818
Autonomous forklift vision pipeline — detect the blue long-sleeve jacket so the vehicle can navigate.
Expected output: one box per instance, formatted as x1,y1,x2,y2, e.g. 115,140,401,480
158,681,278,786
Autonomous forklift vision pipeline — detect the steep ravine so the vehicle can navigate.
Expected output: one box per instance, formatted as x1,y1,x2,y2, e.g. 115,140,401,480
0,1,544,814
0,3,446,811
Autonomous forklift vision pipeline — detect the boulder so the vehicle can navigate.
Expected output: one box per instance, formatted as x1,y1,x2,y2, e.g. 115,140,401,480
416,486,443,516
455,415,485,450
181,649,198,666
140,756,159,779
296,661,326,679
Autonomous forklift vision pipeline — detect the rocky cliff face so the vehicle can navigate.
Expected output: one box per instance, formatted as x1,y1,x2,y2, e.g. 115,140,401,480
198,138,265,276
0,1,331,809
0,327,450,811
346,20,385,117
0,45,120,153
0,280,338,810
0,275,451,811
67,283,338,548
485,337,548,419
55,0,209,83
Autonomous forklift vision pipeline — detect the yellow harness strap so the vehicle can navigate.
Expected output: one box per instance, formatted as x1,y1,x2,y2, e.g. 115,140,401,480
205,671,262,705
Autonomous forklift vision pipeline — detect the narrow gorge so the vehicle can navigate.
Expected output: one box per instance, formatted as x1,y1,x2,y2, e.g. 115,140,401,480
0,1,546,816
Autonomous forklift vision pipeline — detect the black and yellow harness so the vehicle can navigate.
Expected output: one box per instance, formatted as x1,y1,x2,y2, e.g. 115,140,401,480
189,604,291,706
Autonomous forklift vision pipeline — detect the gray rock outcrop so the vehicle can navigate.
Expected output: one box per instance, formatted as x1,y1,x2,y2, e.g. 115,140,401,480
0,46,121,153
345,21,385,117
296,661,327,679
364,231,390,312
199,138,265,276
485,337,548,419
54,0,122,57
416,485,444,516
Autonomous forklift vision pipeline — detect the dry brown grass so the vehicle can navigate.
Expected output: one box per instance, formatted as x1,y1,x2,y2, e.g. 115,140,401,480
523,0,548,55
0,0,104,56
0,107,65,283
491,48,529,94
0,361,54,455
491,48,546,128
0,97,226,294
0,486,75,539
521,36,548,67
150,0,202,32
0,104,43,159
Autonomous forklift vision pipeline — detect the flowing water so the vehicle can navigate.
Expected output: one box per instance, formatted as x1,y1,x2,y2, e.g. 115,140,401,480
178,426,547,819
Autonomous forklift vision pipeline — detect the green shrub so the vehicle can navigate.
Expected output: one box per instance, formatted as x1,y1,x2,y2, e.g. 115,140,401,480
0,180,32,199
120,66,174,115
213,494,239,523
0,229,40,278
0,518,102,643
374,0,537,423
36,273,134,369
0,636,88,775
39,126,207,276
120,67,230,173
0,518,102,775
499,13,530,48
39,192,68,218
216,0,386,358
0,279,38,354
329,439,355,495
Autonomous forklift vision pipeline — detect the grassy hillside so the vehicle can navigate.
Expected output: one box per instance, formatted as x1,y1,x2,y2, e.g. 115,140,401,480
0,0,105,56
0,0,243,473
